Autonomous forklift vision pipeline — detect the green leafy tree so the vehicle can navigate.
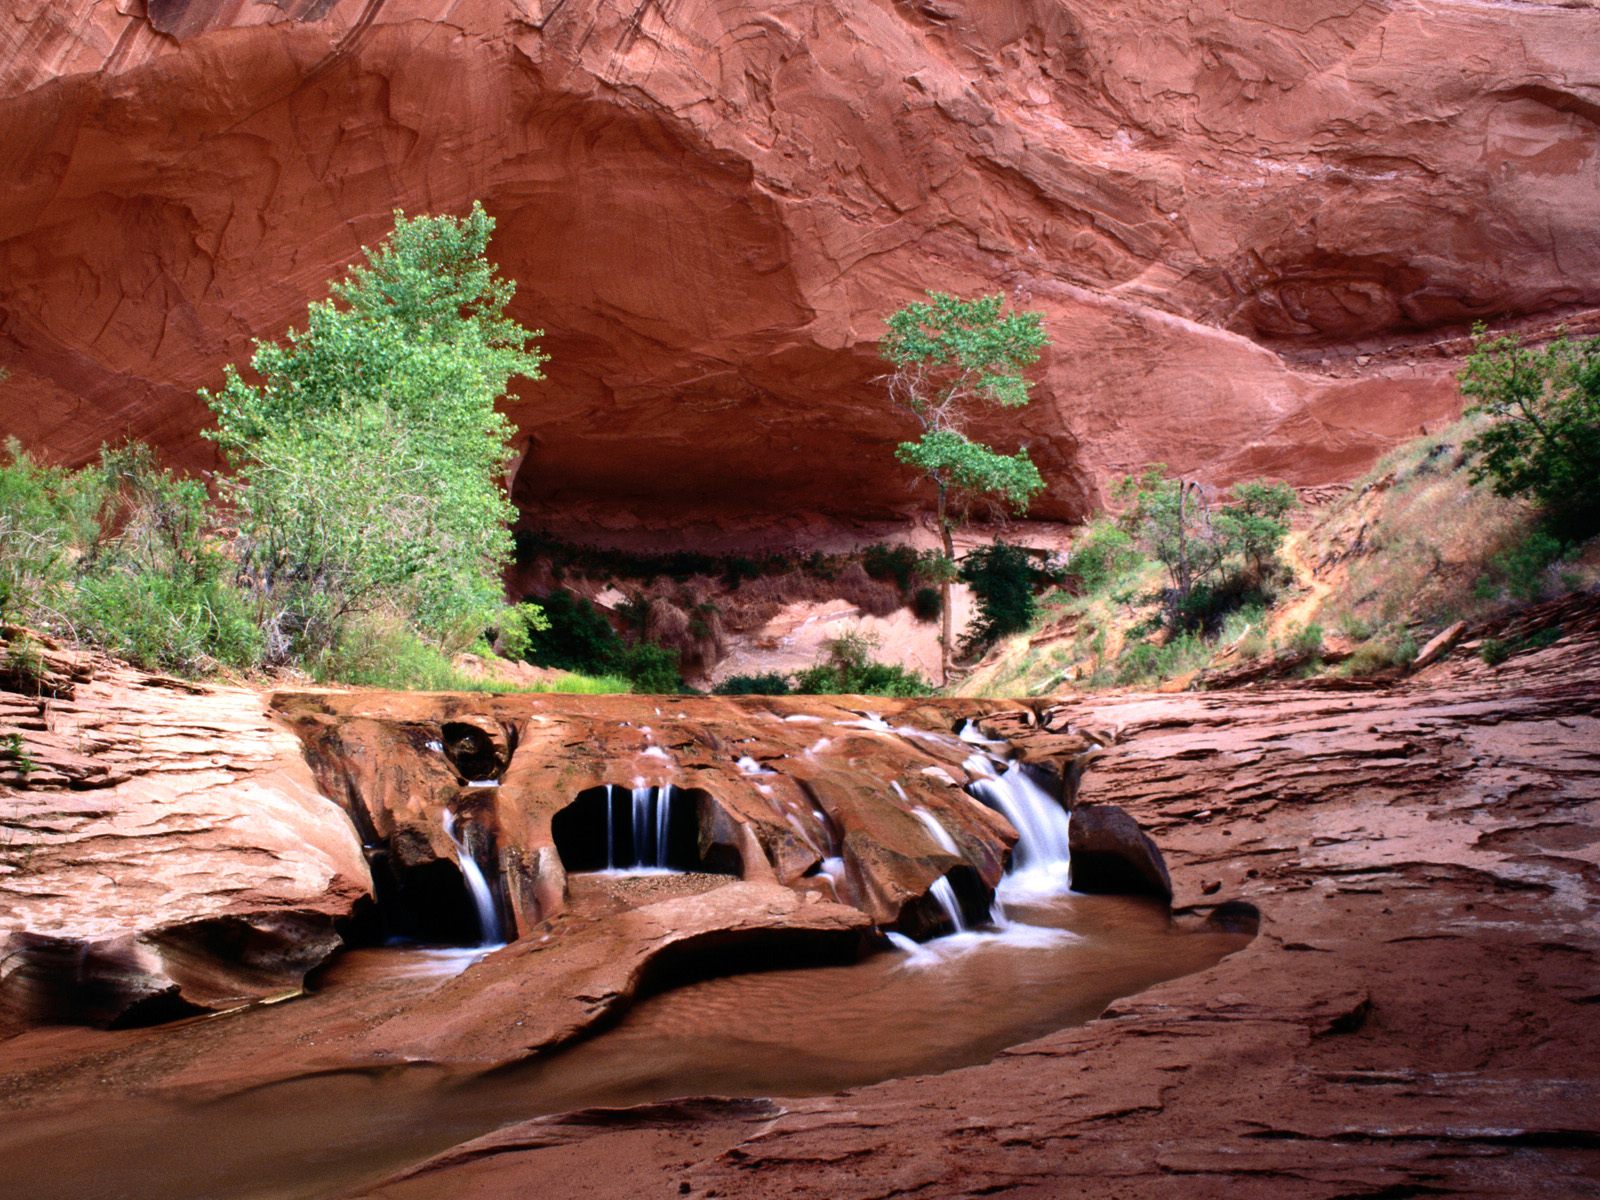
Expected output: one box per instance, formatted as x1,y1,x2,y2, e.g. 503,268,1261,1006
1214,479,1297,583
1115,466,1225,607
881,292,1049,682
1116,467,1295,631
1458,325,1600,541
202,203,545,664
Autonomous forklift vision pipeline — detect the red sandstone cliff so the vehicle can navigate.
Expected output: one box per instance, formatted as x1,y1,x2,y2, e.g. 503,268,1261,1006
2,0,1597,535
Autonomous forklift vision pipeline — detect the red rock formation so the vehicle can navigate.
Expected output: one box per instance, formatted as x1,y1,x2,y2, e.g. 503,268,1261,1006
3,1,1597,536
0,633,371,1031
338,596,1600,1199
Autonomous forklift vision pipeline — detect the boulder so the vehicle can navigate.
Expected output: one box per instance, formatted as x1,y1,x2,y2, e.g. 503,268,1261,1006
1068,803,1174,902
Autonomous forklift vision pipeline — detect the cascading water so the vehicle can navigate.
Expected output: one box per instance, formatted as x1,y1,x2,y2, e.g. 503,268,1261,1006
595,783,680,872
442,810,504,947
965,754,1073,896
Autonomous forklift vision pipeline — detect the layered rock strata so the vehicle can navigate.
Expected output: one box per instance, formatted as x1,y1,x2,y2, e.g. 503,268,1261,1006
4,1,1599,533
348,596,1600,1199
0,637,371,1032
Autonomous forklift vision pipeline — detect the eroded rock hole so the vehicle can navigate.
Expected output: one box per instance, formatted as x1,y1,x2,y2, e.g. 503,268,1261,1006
552,785,740,874
440,722,502,782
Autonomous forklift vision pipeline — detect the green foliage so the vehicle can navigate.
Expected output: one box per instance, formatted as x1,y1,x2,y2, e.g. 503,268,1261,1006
520,591,623,674
1115,466,1294,632
1215,480,1297,582
1287,622,1324,654
1484,528,1565,602
1,732,34,778
488,602,549,661
615,641,683,693
1067,520,1142,594
519,590,682,692
203,203,544,664
912,586,943,622
1114,632,1209,685
862,543,922,593
514,531,773,587
960,541,1040,651
1480,637,1511,666
0,441,261,674
75,571,260,674
712,672,794,696
791,630,933,697
881,292,1050,410
894,430,1045,513
882,291,1049,524
0,439,103,626
1459,325,1600,541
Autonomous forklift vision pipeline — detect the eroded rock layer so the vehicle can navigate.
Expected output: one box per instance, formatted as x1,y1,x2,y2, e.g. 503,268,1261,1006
0,636,371,1032
344,595,1600,1199
4,1,1598,532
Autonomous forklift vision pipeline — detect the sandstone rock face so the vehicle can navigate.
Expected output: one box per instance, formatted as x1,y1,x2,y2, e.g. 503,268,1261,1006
0,638,372,1031
4,2,1598,535
273,690,1029,938
337,596,1600,1200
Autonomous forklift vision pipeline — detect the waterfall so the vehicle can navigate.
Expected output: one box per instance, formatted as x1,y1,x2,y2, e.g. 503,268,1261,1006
927,875,967,933
605,784,616,868
965,756,1072,896
442,810,504,946
621,784,678,870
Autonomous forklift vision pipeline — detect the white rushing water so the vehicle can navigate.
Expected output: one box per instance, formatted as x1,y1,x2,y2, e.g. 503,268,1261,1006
609,783,677,870
442,810,505,947
965,755,1073,897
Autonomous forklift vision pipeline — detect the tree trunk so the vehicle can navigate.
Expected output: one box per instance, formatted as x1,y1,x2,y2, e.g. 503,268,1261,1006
938,486,954,686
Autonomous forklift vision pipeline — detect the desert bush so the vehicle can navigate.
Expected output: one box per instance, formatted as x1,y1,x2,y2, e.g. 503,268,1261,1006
791,629,933,696
1459,325,1600,541
912,586,943,622
960,541,1039,651
1067,520,1142,594
713,672,794,696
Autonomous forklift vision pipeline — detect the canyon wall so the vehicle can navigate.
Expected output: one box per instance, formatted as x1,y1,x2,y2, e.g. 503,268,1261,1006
1,0,1597,537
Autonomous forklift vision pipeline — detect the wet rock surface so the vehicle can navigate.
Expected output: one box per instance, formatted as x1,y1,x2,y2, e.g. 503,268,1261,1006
1066,802,1173,901
346,602,1600,1199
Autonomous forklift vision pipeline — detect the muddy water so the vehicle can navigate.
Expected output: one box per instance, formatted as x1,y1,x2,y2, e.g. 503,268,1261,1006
0,894,1250,1200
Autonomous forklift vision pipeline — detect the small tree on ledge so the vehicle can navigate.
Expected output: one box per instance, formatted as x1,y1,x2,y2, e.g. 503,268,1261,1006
881,291,1049,683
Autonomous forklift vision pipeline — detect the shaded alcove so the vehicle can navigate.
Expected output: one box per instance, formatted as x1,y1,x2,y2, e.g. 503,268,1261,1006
552,785,742,875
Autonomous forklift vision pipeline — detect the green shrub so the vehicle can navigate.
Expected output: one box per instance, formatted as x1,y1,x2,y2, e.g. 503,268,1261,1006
1114,632,1208,685
75,571,260,674
0,439,102,626
1459,325,1600,541
1488,529,1564,602
1067,520,1142,594
912,586,943,622
521,591,624,674
791,629,933,696
616,641,683,693
862,543,922,593
1115,467,1294,631
1,732,33,777
203,204,544,665
713,672,794,696
488,602,550,661
1288,622,1325,655
1480,637,1510,666
960,541,1039,651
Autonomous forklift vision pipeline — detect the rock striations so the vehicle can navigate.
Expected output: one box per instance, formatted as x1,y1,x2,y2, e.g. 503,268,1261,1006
3,1,1599,534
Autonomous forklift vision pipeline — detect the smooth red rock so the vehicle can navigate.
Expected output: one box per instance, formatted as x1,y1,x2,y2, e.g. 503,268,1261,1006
3,2,1598,534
